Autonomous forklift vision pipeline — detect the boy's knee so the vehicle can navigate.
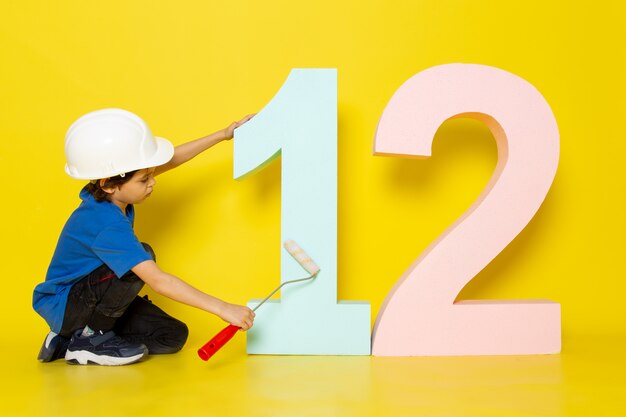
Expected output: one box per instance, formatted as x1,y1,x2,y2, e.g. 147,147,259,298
173,320,189,350
141,242,156,262
151,319,189,354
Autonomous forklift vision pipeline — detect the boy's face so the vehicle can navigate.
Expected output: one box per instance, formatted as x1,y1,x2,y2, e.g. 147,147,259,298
103,168,156,207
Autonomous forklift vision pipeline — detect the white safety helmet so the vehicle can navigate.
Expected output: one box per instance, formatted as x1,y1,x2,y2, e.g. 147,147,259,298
64,108,174,180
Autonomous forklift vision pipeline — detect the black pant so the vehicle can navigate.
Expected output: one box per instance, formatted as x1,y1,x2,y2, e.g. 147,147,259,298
59,243,188,354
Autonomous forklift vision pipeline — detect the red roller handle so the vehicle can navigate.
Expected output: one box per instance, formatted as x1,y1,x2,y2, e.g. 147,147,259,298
197,324,240,361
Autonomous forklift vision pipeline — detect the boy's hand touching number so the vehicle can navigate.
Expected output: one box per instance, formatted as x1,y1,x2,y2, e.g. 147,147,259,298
220,302,256,331
223,114,255,140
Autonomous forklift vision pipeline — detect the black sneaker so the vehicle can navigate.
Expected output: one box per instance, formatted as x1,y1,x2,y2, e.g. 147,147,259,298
38,332,71,362
65,329,148,366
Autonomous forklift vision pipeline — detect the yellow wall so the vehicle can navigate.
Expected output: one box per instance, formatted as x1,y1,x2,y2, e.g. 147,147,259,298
1,0,624,345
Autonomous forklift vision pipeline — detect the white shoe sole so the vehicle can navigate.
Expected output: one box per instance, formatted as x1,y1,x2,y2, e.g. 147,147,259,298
65,349,146,366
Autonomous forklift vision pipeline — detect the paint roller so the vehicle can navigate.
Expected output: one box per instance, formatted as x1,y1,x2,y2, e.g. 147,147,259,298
197,239,320,361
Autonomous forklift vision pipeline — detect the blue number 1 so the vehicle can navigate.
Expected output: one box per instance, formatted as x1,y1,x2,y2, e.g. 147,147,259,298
234,69,371,355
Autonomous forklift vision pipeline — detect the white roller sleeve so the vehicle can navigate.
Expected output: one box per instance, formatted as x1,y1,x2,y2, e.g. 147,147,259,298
283,240,320,275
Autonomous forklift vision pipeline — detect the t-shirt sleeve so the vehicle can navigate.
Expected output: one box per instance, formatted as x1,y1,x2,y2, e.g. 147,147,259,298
92,220,152,278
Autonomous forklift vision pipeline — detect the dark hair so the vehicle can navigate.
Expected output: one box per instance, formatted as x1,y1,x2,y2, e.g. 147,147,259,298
85,170,139,202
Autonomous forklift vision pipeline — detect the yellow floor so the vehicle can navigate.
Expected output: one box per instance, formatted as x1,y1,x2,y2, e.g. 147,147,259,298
1,334,623,417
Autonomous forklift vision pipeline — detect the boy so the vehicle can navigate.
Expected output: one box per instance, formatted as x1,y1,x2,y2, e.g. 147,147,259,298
33,108,255,365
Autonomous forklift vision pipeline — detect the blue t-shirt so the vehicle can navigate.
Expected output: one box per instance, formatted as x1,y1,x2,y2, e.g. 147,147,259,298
33,187,152,333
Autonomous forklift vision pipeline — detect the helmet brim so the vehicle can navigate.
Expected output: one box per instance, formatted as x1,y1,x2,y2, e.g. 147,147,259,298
148,136,175,169
64,136,175,180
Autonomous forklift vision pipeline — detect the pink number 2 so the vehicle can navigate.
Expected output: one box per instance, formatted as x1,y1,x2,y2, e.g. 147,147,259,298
372,64,561,356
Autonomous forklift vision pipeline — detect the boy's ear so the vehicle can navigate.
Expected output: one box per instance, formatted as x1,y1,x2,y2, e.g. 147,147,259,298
99,178,115,194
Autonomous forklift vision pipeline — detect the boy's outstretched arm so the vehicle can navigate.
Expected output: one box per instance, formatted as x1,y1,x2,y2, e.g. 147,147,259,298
154,114,255,176
132,260,255,330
